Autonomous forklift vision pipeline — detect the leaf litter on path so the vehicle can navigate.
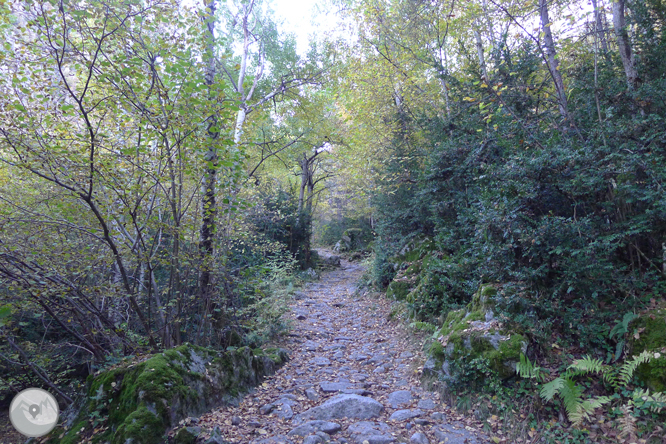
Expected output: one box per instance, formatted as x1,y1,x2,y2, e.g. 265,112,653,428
196,257,490,444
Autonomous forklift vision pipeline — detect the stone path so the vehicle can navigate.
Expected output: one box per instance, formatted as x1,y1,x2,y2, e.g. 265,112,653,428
197,258,488,444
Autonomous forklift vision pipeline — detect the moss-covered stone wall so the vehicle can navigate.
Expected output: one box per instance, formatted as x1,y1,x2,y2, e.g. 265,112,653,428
46,345,287,444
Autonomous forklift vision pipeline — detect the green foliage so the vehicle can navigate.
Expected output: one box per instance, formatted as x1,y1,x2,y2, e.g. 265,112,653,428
516,353,545,382
610,312,640,361
520,351,665,426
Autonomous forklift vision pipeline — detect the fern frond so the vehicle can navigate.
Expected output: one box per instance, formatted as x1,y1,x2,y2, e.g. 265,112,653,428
570,396,611,426
617,404,638,440
619,350,654,385
540,377,565,402
609,312,639,339
559,378,584,420
516,353,542,380
631,388,666,413
570,356,606,374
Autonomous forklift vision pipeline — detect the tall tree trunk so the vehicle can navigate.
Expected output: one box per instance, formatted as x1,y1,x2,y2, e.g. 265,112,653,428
198,0,218,344
591,0,610,59
613,0,639,89
474,26,488,80
539,0,570,121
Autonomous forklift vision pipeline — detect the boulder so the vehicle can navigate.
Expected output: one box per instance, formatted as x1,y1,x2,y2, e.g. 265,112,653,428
288,420,342,436
425,284,527,384
347,421,394,444
389,409,423,421
294,394,383,423
387,390,412,408
322,255,342,267
54,345,288,444
432,423,484,444
410,432,430,444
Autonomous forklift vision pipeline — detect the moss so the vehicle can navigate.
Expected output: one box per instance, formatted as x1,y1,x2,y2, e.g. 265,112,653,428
173,426,200,444
438,309,467,337
51,345,286,444
468,284,496,312
630,308,666,391
429,341,445,360
387,281,412,300
631,309,666,353
114,406,165,444
405,261,423,276
480,285,497,298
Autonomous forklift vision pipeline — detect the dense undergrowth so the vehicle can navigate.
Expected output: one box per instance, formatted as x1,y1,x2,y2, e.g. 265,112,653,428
323,0,666,439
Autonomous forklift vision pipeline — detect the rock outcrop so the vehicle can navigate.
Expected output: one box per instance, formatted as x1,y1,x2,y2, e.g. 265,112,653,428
425,284,527,384
50,344,287,444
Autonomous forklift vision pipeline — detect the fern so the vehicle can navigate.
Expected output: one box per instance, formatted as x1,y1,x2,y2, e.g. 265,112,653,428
537,351,665,428
516,353,543,381
540,377,565,402
618,350,654,386
617,405,638,441
569,356,606,374
609,312,639,361
631,388,666,413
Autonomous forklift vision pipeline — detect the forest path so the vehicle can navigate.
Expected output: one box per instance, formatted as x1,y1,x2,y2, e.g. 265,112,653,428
197,256,489,444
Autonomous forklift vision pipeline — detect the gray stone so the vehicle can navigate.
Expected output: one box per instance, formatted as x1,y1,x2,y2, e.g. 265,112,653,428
400,351,414,358
305,341,320,351
305,388,319,401
422,358,437,377
174,426,201,443
347,421,394,444
430,412,445,421
373,365,386,374
274,402,294,419
231,416,241,426
368,354,389,364
431,424,483,444
293,291,307,300
260,403,274,415
387,390,413,408
409,432,429,444
204,426,230,444
389,409,423,421
295,395,384,422
310,357,331,366
341,389,372,396
288,420,342,436
303,435,325,444
320,382,351,392
323,255,342,267
416,399,436,410
351,374,368,382
251,436,294,444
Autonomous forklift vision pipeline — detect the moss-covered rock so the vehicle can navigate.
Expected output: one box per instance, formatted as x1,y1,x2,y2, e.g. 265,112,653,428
385,238,438,301
424,284,527,383
387,280,412,300
172,426,201,444
629,307,666,392
47,345,288,444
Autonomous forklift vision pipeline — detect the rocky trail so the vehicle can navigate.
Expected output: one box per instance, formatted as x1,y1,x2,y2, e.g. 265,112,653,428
196,257,489,444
